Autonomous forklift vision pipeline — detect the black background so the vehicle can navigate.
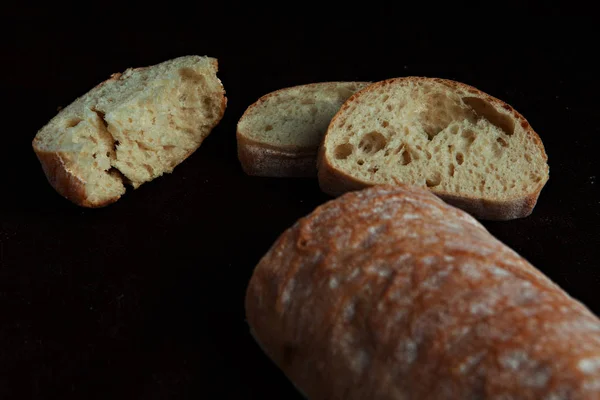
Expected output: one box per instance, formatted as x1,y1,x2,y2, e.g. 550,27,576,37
1,8,599,399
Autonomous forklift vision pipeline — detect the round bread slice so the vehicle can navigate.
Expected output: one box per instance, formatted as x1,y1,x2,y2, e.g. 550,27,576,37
237,82,370,177
33,56,226,207
317,77,549,220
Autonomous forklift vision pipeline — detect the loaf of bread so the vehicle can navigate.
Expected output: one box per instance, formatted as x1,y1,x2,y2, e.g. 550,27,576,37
33,56,226,207
246,185,600,399
237,82,369,177
317,77,549,220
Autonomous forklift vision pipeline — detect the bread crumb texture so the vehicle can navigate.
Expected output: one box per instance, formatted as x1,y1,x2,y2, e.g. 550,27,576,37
323,78,548,202
32,56,226,206
239,82,370,150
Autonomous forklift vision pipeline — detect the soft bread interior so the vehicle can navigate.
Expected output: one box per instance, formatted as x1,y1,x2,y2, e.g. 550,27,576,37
33,56,225,205
324,79,548,200
239,82,369,150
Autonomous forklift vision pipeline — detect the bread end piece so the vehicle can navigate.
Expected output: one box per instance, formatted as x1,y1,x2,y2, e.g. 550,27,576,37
246,184,600,399
33,55,226,207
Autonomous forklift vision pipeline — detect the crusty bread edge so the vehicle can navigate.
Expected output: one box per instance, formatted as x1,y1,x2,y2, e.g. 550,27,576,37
32,72,124,207
317,77,550,221
237,134,317,177
34,151,118,207
33,57,227,208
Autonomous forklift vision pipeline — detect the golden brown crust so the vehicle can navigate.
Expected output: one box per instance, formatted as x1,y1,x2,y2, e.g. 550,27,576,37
33,150,118,207
246,185,600,399
237,134,317,177
317,77,549,221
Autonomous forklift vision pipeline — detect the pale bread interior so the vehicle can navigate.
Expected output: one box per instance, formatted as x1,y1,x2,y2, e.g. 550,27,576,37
323,79,548,201
239,82,369,150
33,56,225,205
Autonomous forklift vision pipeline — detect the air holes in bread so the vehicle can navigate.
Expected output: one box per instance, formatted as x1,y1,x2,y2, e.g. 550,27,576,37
203,97,214,117
163,145,175,151
449,164,455,177
462,97,515,136
265,125,273,131
423,123,446,141
381,121,389,128
456,153,464,165
426,172,442,187
497,137,508,147
179,67,204,83
357,159,365,166
66,118,82,128
368,166,379,174
92,109,109,128
358,132,387,155
334,143,353,160
461,130,476,145
399,145,412,165
525,154,532,163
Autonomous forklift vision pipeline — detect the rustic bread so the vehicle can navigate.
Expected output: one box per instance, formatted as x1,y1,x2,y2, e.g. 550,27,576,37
237,82,369,177
317,77,549,220
246,184,600,399
33,55,226,207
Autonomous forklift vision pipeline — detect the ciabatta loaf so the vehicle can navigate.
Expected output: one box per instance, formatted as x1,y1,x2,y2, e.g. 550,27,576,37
246,185,600,400
237,82,369,177
318,77,549,220
33,56,226,207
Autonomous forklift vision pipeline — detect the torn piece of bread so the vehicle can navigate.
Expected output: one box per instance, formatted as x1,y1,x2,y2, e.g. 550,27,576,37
237,82,370,177
318,77,549,220
33,55,226,207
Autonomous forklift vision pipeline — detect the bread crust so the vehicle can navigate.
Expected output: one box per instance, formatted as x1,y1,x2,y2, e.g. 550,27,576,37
33,57,226,207
246,185,600,399
237,135,317,177
317,77,549,220
34,151,117,207
237,82,369,177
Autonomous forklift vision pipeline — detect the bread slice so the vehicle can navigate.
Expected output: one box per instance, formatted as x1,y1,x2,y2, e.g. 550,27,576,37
33,55,226,207
237,82,370,177
318,77,549,220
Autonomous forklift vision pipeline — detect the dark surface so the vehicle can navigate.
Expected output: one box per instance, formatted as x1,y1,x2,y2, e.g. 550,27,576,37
0,11,599,399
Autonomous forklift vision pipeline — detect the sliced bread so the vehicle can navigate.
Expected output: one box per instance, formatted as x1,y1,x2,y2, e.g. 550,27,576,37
33,55,226,207
237,82,370,177
317,77,549,220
